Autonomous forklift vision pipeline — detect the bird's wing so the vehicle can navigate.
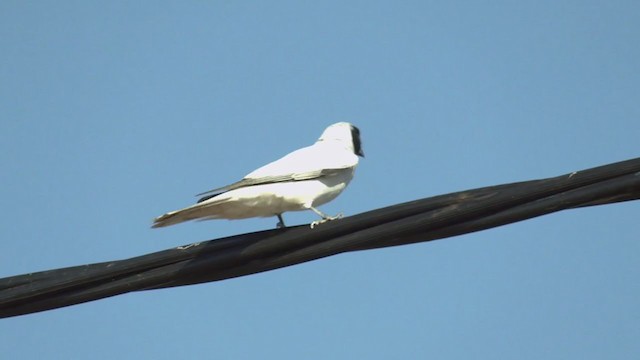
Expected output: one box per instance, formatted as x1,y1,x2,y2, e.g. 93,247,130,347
195,168,342,197
195,143,358,201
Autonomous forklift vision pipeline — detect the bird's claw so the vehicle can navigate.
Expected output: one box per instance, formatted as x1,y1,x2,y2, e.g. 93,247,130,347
177,242,201,250
310,213,344,229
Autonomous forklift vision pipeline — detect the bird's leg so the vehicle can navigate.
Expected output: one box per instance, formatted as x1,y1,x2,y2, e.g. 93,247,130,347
309,207,343,228
275,214,286,228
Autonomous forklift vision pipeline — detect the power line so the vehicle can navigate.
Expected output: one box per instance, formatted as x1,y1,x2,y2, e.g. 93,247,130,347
1,157,638,318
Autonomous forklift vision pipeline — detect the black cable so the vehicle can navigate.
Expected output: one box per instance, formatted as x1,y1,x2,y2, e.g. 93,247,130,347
1,157,638,318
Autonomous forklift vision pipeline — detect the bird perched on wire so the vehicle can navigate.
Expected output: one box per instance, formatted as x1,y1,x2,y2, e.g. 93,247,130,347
152,122,364,229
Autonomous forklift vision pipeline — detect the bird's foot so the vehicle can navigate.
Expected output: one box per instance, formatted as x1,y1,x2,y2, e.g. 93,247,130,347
177,242,201,250
310,213,343,229
275,214,286,229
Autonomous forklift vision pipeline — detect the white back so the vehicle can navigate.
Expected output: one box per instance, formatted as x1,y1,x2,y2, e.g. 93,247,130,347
246,122,360,179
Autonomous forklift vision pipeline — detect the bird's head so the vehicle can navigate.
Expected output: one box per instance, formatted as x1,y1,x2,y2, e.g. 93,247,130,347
318,122,365,158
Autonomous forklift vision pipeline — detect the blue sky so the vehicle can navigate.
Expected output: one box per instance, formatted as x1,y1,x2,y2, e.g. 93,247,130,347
1,1,638,358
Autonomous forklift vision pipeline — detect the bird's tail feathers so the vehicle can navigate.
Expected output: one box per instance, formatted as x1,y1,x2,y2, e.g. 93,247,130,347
152,210,185,228
152,203,222,228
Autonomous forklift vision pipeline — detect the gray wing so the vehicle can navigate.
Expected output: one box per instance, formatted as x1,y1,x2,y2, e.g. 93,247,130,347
196,142,359,203
195,168,343,203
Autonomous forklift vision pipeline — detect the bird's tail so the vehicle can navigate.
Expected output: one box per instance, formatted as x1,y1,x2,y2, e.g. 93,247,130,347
152,209,188,228
152,203,220,228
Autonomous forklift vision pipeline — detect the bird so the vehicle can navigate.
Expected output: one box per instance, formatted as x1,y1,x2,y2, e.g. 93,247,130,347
152,122,364,229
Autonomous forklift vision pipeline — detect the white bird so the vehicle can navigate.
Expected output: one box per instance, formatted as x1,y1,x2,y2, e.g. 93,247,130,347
152,122,364,229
